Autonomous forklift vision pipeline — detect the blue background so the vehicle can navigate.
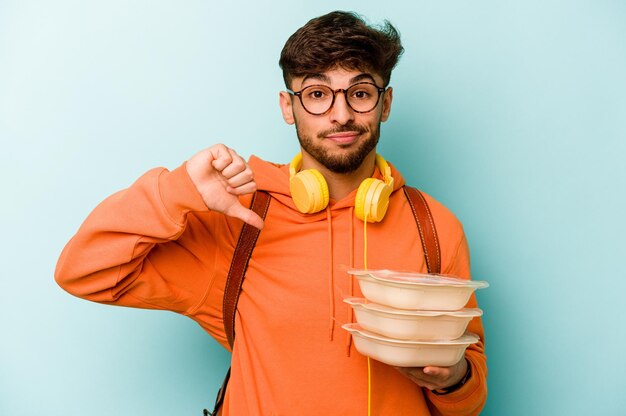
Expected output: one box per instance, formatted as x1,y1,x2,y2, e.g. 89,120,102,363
1,1,625,415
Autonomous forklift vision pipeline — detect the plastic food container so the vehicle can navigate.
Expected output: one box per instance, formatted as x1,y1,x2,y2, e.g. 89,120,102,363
344,298,482,341
343,323,480,367
348,269,489,311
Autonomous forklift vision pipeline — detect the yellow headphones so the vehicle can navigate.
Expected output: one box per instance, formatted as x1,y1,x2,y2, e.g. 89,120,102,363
289,153,394,223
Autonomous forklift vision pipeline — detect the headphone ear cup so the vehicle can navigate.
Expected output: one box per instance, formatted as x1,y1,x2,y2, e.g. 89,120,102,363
355,178,393,223
290,169,330,214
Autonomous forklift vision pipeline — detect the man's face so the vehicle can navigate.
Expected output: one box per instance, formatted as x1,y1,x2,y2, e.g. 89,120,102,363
279,68,393,174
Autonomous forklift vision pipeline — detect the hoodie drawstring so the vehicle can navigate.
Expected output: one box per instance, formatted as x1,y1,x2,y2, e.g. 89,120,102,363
326,207,335,341
329,205,372,413
346,206,355,356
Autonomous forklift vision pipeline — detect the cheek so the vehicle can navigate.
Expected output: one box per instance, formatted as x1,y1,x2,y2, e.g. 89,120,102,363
358,114,382,130
295,114,323,134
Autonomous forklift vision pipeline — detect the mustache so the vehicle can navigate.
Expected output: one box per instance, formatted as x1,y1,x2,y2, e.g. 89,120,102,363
317,123,368,139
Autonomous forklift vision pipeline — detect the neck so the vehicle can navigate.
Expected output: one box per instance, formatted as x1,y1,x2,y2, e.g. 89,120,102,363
301,150,377,200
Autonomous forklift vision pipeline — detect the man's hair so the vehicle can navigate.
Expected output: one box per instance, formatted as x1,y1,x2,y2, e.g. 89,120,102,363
279,11,404,88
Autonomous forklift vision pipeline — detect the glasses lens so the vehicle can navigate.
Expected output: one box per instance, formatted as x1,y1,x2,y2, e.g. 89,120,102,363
346,83,381,112
300,85,334,114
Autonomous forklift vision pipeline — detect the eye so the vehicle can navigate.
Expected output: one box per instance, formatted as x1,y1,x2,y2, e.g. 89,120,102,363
305,87,330,100
349,83,377,101
351,89,372,100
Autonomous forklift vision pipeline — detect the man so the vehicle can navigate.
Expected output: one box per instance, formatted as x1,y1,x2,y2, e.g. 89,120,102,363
56,11,487,415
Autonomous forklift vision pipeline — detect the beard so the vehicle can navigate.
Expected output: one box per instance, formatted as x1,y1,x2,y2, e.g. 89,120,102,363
295,120,381,174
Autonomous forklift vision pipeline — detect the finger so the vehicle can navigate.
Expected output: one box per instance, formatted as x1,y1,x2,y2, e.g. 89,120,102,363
395,366,444,388
423,366,449,379
218,147,247,178
224,167,254,188
395,366,427,377
209,145,234,172
407,375,437,390
227,181,257,196
394,367,427,384
221,154,252,179
394,366,420,379
226,203,265,230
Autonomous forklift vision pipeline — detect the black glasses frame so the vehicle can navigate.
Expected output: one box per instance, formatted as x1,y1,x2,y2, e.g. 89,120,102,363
287,82,387,115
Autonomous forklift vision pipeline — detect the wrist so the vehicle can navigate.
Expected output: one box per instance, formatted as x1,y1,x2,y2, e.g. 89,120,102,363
432,359,471,395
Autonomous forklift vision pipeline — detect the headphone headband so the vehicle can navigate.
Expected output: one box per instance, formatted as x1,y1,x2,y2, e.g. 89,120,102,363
289,152,303,178
374,153,394,189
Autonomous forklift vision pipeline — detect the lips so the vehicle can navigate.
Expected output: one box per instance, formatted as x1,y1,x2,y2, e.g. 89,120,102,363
325,131,361,144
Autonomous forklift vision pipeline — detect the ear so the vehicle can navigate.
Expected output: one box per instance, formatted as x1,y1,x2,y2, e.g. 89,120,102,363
279,91,295,125
380,87,393,122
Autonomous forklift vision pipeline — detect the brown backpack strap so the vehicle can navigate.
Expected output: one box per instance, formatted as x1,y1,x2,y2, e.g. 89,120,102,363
209,191,271,416
403,186,441,274
223,190,271,349
206,367,230,416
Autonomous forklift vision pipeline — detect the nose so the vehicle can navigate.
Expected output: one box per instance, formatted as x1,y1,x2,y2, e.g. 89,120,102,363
328,90,355,125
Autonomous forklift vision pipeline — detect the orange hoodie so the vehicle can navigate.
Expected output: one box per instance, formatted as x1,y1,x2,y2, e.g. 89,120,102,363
55,155,487,415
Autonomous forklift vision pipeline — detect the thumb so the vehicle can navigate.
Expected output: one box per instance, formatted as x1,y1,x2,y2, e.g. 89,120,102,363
226,203,265,230
423,366,451,381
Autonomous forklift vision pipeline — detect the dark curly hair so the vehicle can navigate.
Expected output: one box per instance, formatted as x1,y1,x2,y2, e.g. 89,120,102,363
279,11,404,88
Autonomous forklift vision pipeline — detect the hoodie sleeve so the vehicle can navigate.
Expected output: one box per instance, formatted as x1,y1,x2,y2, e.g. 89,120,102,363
54,163,228,315
425,233,488,416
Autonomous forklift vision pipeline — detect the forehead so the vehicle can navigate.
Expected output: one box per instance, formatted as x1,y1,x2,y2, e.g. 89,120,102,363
293,68,383,89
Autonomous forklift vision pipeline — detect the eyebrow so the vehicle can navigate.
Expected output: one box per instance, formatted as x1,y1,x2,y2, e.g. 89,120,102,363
349,73,376,84
301,73,331,85
300,72,377,87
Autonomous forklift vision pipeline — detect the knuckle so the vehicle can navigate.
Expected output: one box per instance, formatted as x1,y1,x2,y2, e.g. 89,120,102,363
212,143,227,156
229,158,244,170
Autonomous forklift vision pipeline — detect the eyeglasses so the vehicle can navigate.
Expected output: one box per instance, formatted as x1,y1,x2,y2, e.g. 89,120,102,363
287,82,387,115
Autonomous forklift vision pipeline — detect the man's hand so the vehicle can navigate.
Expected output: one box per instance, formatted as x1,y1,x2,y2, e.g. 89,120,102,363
186,144,264,229
394,358,468,391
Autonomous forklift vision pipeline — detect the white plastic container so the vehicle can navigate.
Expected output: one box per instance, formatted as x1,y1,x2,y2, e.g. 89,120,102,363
344,298,482,341
343,323,479,367
348,269,489,311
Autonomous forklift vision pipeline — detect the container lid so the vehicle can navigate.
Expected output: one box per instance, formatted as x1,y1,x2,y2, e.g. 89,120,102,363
344,298,483,317
347,269,489,289
343,323,480,345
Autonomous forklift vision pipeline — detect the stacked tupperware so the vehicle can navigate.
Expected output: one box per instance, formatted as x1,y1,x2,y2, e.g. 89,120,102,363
342,270,488,367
